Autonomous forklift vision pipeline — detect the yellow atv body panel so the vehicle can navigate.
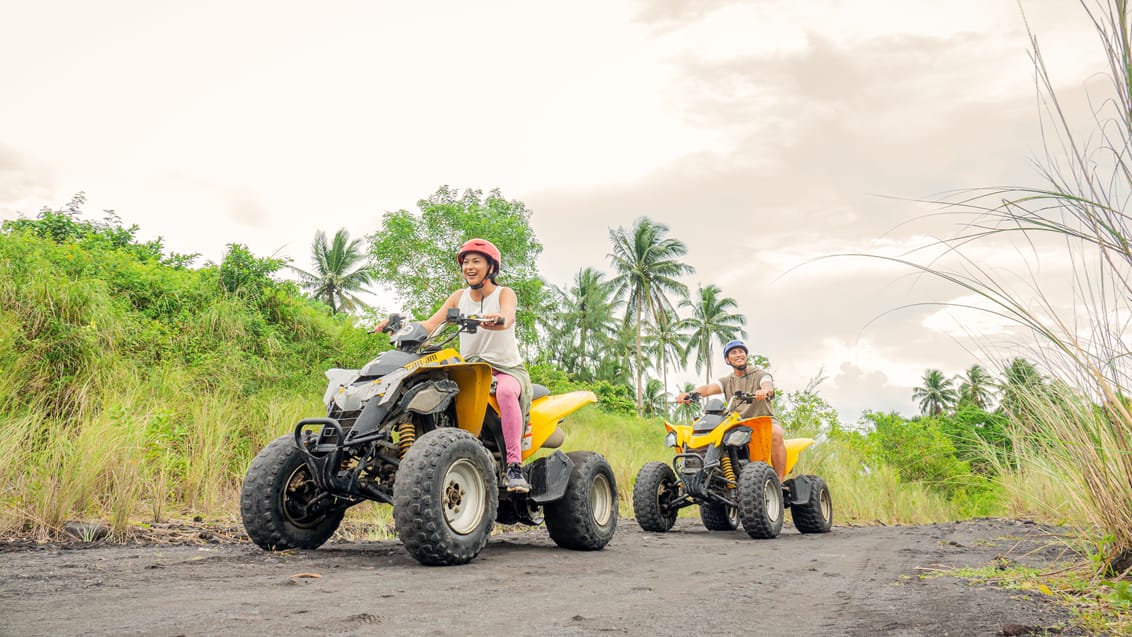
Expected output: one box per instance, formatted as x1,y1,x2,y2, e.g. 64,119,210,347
403,347,493,437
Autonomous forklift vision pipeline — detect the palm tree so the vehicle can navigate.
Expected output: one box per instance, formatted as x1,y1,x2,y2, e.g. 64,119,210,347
913,369,959,416
958,364,996,410
681,283,747,382
997,358,1047,424
550,267,621,380
608,217,694,415
672,381,701,422
645,309,689,400
290,228,375,314
640,378,668,418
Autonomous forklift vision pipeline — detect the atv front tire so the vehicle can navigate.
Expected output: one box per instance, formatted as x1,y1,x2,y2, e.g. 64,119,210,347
791,475,833,534
240,434,346,550
700,502,740,531
632,461,678,532
737,461,784,539
545,451,618,550
393,428,498,566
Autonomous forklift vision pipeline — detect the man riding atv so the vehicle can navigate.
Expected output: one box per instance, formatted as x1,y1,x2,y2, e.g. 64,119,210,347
677,340,786,481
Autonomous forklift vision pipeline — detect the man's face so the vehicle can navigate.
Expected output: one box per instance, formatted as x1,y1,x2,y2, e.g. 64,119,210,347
727,348,747,368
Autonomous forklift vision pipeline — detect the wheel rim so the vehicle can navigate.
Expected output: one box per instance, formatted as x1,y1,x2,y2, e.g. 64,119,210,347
763,477,783,522
819,487,832,522
590,473,614,527
282,464,328,528
441,458,486,535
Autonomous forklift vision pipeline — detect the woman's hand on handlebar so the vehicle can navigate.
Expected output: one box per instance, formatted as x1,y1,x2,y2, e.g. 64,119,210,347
470,313,506,329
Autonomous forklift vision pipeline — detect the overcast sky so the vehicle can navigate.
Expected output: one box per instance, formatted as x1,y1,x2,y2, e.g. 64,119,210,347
0,0,1106,424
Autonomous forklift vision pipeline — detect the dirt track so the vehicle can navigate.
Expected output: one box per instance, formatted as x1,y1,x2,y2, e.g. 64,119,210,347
0,517,1080,637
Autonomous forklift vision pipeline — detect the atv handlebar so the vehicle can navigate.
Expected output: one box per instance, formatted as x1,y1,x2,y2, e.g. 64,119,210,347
445,308,504,333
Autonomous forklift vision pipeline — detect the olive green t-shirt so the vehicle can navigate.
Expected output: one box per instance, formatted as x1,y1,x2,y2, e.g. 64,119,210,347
717,369,774,420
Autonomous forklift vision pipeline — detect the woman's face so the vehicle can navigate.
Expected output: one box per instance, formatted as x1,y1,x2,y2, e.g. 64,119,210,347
461,252,492,285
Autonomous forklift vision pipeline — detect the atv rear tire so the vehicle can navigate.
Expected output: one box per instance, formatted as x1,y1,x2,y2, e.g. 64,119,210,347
791,475,833,534
545,451,618,550
737,461,783,539
240,434,346,550
700,502,739,531
393,428,498,566
632,461,678,532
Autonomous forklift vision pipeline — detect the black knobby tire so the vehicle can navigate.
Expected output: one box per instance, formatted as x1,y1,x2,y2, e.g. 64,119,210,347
632,461,678,533
393,428,498,566
544,451,618,550
737,461,784,539
700,501,739,531
791,475,833,534
240,434,345,551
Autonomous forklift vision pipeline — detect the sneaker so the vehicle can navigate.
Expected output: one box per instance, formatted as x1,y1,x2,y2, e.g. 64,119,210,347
506,463,530,494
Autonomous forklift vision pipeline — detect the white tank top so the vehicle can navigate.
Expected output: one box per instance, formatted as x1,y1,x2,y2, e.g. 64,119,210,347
457,287,522,368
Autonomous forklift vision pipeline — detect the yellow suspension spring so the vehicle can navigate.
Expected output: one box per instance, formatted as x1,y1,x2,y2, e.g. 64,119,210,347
721,456,737,485
397,421,416,458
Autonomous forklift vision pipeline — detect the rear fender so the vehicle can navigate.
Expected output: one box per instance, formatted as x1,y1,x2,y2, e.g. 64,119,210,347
524,391,596,460
784,437,815,476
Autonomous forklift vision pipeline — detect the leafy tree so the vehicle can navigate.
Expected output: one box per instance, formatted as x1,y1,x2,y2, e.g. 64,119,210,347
217,244,284,302
368,186,544,345
913,368,958,416
290,228,375,314
957,364,996,410
777,389,841,438
680,283,747,382
940,404,1011,475
861,411,973,498
608,217,693,415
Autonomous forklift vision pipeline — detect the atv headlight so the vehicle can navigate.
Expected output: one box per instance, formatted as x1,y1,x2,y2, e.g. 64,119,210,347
723,428,752,447
665,431,678,448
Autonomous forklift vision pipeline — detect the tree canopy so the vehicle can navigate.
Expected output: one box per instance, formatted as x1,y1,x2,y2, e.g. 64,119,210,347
369,186,543,344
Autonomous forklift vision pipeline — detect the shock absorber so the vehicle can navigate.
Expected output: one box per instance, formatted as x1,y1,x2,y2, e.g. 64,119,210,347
721,455,737,485
397,421,416,458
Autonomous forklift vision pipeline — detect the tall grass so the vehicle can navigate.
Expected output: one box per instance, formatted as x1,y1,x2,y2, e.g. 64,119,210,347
840,1,1132,572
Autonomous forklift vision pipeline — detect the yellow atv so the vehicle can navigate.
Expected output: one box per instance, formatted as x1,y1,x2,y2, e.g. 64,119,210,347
633,391,831,538
241,311,617,565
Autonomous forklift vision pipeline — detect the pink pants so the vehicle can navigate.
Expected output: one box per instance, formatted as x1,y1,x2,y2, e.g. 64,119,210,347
493,370,523,465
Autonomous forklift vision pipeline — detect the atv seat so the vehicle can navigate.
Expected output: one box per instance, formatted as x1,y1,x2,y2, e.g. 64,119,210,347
703,397,725,414
531,384,550,401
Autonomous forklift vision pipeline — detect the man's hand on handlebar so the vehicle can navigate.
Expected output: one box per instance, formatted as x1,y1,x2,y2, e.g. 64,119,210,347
676,391,701,404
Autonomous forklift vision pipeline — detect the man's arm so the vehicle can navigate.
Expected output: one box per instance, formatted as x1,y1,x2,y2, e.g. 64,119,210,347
677,381,723,403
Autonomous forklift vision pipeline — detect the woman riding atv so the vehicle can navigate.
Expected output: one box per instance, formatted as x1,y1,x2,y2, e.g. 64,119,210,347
374,238,533,493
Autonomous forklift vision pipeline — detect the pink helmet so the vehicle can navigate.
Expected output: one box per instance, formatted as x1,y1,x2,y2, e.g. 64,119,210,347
457,238,502,274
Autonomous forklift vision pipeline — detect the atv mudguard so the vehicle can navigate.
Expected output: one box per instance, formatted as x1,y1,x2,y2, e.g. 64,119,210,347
785,474,819,506
526,450,574,504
